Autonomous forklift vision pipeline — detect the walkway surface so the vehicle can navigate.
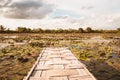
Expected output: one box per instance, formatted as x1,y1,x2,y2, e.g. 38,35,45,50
24,47,96,80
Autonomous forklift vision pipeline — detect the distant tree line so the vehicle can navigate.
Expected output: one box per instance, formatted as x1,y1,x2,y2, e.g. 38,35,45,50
0,25,120,33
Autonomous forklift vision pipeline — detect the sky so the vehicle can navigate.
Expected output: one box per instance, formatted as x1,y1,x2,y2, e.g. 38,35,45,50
0,0,120,30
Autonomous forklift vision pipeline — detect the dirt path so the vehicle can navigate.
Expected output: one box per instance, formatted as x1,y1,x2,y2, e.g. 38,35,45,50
24,47,96,80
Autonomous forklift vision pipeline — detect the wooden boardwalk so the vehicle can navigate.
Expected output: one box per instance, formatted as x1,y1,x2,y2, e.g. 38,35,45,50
24,47,96,80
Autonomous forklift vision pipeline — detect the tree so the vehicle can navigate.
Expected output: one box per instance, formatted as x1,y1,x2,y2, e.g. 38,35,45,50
0,25,6,32
68,28,77,33
117,28,120,31
32,28,43,33
26,28,31,32
17,27,25,32
44,29,52,33
17,27,31,33
57,28,63,33
78,28,84,33
86,27,92,33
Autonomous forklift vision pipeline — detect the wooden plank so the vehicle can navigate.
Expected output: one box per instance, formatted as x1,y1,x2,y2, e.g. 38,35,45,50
38,61,45,65
53,65,64,69
46,69,79,77
41,71,48,78
46,60,70,65
65,64,84,69
32,71,42,77
49,77,68,80
69,75,93,80
35,65,53,70
29,77,45,80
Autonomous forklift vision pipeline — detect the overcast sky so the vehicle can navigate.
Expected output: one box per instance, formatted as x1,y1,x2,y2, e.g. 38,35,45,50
0,0,120,30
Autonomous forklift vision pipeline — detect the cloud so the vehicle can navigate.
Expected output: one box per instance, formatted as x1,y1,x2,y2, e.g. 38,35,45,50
53,16,69,19
1,14,120,30
0,0,12,7
46,0,120,29
0,0,54,19
46,14,120,30
48,0,120,16
81,6,94,10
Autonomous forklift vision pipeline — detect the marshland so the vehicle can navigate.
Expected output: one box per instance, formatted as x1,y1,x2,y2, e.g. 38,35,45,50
0,27,120,80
